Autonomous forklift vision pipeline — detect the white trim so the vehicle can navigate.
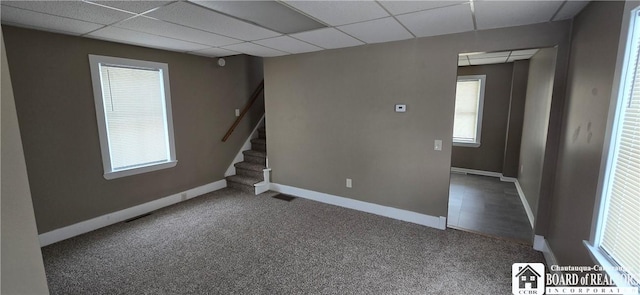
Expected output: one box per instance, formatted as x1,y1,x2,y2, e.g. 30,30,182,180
270,183,446,230
450,167,502,178
513,179,535,228
224,114,265,177
38,179,227,247
88,54,177,180
450,167,535,228
584,241,637,288
533,235,559,266
253,168,272,195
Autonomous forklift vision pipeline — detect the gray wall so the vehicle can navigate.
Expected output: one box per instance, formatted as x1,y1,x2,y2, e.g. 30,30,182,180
264,21,571,218
518,47,557,219
545,1,626,265
2,26,264,233
452,63,515,173
503,60,530,178
1,31,50,295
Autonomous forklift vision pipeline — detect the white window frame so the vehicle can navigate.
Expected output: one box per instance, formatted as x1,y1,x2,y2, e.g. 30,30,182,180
585,5,640,289
453,75,486,147
89,55,177,180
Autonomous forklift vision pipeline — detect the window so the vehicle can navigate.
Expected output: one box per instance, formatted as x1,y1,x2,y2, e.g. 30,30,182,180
453,75,485,147
89,55,176,180
586,8,640,288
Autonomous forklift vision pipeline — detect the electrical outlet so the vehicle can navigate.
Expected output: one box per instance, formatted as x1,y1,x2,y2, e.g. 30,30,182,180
434,140,442,151
181,193,187,201
235,109,240,117
520,165,524,174
346,178,352,188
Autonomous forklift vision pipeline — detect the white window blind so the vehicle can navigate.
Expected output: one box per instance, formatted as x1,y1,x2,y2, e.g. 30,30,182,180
598,10,640,285
89,55,176,179
453,75,485,147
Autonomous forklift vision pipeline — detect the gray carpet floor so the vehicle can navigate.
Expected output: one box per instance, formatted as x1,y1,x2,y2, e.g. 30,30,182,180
42,188,544,294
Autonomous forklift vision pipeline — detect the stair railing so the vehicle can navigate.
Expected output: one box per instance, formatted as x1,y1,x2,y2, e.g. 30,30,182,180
222,80,264,142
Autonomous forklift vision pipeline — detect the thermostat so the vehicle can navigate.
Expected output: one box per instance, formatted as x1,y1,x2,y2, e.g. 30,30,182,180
395,104,407,112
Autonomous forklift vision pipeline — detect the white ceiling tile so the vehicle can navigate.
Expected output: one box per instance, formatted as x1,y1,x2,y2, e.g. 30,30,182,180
474,1,563,30
510,48,539,56
190,47,240,58
253,36,322,54
397,3,473,38
146,2,280,41
378,1,467,15
290,28,363,49
88,26,210,52
469,56,508,65
338,17,412,44
115,16,241,47
1,1,134,25
222,42,288,57
0,5,103,35
283,1,389,26
191,0,325,34
553,1,589,21
91,1,173,14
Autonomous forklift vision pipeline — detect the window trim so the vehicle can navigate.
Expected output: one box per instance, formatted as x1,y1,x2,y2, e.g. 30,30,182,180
585,5,640,288
88,54,177,180
453,75,486,148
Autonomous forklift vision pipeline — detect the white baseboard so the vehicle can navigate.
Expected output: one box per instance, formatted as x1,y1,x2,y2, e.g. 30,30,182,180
224,114,265,177
451,167,535,229
38,179,227,247
451,167,503,178
513,180,535,228
534,235,558,266
270,183,447,230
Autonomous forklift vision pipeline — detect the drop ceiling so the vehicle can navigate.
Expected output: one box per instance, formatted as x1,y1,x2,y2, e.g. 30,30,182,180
0,1,589,58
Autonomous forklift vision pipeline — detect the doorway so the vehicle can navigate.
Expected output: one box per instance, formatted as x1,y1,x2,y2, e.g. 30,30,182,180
447,47,558,245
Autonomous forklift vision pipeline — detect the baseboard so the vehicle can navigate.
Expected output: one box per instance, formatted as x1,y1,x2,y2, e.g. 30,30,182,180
38,179,227,247
224,114,265,177
513,180,535,228
451,167,503,178
451,167,535,229
270,183,447,230
534,235,559,266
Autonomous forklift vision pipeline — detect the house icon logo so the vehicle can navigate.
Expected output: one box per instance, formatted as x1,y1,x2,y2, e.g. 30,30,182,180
512,263,545,294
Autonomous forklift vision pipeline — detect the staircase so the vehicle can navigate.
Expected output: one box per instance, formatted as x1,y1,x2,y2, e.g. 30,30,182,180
225,126,268,194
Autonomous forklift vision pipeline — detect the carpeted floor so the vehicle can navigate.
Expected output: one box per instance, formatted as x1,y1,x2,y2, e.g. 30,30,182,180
42,188,544,294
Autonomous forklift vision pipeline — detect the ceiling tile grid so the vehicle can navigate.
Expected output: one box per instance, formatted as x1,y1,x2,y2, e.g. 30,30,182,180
290,27,364,49
253,35,322,54
145,2,281,41
2,0,135,25
0,0,590,58
396,3,474,38
0,5,104,36
282,1,389,26
115,16,242,47
338,17,413,44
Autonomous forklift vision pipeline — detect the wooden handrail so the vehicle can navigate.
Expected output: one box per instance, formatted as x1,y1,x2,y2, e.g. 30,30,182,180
222,80,264,142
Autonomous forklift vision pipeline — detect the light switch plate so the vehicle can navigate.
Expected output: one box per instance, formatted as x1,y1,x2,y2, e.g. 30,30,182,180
346,178,352,188
395,104,406,112
434,140,442,151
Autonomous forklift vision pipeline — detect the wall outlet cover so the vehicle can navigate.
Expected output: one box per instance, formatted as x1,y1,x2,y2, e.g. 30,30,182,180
395,104,407,112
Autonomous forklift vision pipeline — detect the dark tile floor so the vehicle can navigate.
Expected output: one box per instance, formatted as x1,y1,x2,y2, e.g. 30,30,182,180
447,173,533,244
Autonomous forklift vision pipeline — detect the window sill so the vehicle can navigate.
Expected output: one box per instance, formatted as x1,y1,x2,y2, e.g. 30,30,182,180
453,141,481,148
104,160,178,180
583,240,638,288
